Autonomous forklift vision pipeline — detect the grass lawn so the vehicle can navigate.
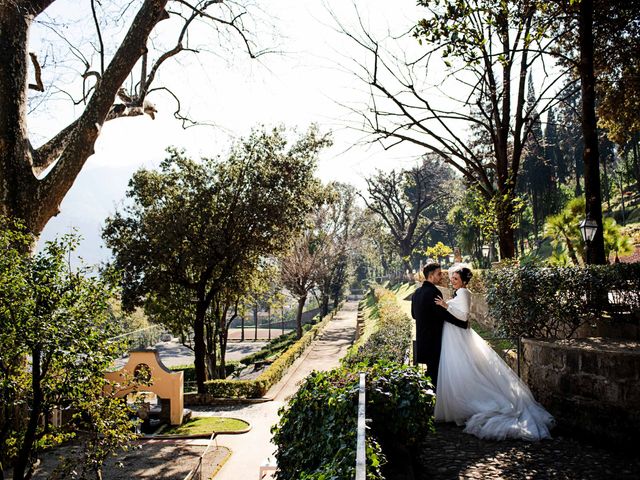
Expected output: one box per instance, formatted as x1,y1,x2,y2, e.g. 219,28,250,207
161,417,250,436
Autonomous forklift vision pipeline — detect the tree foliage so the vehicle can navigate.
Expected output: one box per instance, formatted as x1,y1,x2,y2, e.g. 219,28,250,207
543,196,632,266
337,0,572,259
103,126,329,391
362,157,453,274
0,218,137,480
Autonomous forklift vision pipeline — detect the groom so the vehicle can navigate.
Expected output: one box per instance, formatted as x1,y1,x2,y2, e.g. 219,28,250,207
411,262,468,387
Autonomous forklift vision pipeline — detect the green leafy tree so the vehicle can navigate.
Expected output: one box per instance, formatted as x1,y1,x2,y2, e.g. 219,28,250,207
519,77,559,239
424,242,453,264
0,218,137,480
362,157,453,275
103,126,329,392
280,203,336,339
544,197,585,265
315,183,360,316
543,196,632,265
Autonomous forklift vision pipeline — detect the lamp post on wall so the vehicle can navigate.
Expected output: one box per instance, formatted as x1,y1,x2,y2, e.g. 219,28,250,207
481,245,490,268
579,214,598,265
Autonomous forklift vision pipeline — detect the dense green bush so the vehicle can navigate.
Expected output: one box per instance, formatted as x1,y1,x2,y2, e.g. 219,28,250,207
272,287,435,479
272,363,434,480
487,263,640,338
344,287,412,366
171,362,239,386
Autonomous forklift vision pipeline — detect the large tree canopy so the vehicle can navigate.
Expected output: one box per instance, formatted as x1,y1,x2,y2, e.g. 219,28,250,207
0,218,136,480
362,157,453,274
0,0,265,235
103,126,330,391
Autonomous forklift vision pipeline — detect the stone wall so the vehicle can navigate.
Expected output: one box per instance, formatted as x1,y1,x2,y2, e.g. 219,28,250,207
520,337,640,447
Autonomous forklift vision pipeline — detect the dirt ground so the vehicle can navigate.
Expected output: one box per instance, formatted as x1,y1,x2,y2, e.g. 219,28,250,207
24,440,229,480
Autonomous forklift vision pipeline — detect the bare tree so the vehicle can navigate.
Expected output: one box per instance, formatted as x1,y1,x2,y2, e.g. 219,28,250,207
334,0,574,259
0,0,267,236
315,182,360,315
280,208,334,339
361,157,452,275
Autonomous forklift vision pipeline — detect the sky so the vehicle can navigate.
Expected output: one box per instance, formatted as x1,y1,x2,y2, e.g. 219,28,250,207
33,0,436,264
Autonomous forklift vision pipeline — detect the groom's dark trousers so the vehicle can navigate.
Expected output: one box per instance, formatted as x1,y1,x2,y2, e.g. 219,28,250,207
411,281,468,387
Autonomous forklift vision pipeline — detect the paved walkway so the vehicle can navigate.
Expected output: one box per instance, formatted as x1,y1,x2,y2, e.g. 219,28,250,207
416,423,640,479
194,300,359,480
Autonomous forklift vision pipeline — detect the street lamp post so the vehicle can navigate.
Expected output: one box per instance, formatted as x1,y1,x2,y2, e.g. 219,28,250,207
579,214,598,264
481,245,490,267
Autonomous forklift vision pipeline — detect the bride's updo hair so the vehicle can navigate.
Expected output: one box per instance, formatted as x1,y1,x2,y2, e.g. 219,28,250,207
457,267,473,284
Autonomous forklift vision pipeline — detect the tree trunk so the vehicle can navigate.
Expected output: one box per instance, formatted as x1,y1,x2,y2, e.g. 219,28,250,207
496,196,516,260
320,293,329,317
218,326,228,379
253,304,258,341
574,145,583,197
633,138,639,192
193,301,208,393
578,0,606,264
602,152,610,211
12,347,42,480
0,1,168,235
267,306,271,341
0,6,35,229
295,296,306,339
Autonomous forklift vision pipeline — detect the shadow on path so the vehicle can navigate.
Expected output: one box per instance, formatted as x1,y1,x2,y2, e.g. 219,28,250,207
416,423,639,480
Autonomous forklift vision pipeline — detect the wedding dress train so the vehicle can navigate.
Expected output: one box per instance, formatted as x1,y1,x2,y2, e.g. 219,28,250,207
434,288,555,441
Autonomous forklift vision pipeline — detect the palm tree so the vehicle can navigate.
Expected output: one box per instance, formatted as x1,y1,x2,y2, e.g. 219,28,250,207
544,198,585,266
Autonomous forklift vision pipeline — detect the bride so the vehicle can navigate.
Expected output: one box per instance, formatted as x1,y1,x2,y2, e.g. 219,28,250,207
433,264,555,441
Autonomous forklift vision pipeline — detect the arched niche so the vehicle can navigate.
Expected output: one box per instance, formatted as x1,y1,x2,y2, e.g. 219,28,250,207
105,349,184,425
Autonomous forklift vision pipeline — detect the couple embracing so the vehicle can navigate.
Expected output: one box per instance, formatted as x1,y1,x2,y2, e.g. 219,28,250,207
411,262,555,441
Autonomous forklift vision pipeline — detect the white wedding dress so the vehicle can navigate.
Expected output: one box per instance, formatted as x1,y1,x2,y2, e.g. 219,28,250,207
434,288,555,441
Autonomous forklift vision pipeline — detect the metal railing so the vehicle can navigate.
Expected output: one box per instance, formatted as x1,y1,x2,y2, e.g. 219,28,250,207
355,372,366,480
183,431,218,480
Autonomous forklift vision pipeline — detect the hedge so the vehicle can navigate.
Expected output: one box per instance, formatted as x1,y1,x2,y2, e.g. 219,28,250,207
272,362,435,480
203,306,341,398
170,362,238,386
486,263,640,339
343,287,412,366
272,288,435,479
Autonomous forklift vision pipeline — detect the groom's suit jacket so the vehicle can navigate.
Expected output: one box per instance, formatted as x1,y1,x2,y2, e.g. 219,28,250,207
411,281,468,386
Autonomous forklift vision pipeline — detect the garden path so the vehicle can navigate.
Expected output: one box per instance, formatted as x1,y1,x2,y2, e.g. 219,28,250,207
193,300,359,480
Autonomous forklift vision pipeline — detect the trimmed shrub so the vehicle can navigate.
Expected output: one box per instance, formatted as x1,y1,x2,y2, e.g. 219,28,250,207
272,363,434,480
344,287,412,366
171,362,239,386
272,287,436,479
239,323,314,366
487,263,640,338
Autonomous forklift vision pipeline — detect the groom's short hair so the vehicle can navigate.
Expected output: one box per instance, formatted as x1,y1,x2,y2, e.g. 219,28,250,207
423,263,441,278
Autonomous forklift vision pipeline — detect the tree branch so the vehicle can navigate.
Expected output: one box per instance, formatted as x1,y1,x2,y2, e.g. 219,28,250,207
27,52,44,92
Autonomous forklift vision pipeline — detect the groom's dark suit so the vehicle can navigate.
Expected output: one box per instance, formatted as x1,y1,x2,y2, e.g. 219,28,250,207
411,281,468,387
